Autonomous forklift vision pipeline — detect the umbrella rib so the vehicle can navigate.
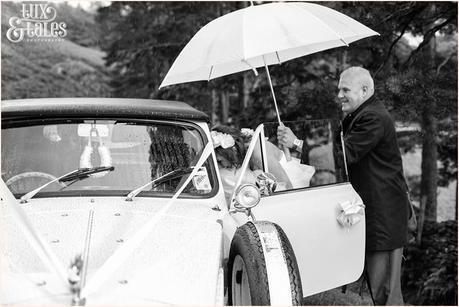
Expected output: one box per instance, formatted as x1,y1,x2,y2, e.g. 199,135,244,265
208,66,213,81
242,59,259,76
340,38,349,46
276,51,281,64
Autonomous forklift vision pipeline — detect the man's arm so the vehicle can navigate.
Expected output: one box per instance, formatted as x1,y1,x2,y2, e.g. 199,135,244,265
343,112,384,165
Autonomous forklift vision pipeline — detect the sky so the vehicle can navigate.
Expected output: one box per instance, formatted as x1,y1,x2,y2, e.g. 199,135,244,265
51,0,111,12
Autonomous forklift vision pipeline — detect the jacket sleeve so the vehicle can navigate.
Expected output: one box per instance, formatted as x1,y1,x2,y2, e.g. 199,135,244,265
344,112,384,165
300,141,310,165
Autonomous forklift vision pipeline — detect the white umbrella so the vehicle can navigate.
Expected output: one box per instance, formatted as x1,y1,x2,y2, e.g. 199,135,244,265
160,2,379,156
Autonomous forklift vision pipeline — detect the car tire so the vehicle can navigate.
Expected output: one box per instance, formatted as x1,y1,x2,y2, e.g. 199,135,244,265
273,223,303,305
227,221,303,306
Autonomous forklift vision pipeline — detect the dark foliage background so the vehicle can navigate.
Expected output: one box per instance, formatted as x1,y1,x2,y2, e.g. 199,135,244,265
402,220,458,305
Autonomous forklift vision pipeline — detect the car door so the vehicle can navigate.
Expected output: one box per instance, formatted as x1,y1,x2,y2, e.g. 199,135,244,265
249,120,365,297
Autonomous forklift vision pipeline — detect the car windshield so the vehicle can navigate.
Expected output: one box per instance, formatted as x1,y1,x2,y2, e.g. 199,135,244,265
2,120,216,198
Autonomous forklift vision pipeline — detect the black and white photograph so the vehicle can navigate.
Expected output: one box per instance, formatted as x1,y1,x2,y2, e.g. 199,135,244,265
0,1,457,305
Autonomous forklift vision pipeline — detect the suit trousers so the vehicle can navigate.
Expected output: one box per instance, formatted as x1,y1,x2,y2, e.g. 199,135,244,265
365,247,404,305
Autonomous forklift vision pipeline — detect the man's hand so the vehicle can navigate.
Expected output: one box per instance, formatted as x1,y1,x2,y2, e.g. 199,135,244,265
277,126,297,148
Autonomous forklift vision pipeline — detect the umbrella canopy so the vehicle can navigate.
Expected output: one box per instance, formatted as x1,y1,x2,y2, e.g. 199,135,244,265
159,2,379,88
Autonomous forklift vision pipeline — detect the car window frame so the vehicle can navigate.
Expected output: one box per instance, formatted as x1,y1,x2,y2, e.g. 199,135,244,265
262,119,350,195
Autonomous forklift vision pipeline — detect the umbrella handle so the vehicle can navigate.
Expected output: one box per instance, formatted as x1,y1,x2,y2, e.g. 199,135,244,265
279,122,292,161
283,145,292,161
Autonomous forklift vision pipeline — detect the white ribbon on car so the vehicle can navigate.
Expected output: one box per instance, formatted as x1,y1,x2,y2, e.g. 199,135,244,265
80,142,214,299
230,124,266,204
336,198,365,230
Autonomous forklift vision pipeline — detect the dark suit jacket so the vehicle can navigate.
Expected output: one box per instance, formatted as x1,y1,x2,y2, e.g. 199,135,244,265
341,96,409,251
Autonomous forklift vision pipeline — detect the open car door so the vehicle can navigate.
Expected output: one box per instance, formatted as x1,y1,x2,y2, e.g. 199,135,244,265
248,120,365,297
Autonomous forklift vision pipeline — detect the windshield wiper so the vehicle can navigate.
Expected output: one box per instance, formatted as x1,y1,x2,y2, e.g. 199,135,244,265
126,168,193,201
20,169,77,203
19,167,115,203
59,166,115,183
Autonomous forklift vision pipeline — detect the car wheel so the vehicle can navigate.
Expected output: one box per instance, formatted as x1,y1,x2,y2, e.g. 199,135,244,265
227,222,303,306
228,222,270,305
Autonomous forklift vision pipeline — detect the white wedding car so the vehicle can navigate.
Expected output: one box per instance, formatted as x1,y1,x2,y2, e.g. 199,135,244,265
1,98,365,305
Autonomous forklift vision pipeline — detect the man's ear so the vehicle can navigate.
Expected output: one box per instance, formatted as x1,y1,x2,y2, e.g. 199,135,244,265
361,85,368,97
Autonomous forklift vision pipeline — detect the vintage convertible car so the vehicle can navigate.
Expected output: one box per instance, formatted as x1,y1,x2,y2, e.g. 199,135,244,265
1,98,365,305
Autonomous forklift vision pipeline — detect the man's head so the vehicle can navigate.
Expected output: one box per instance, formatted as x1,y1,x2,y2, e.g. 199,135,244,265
337,67,374,115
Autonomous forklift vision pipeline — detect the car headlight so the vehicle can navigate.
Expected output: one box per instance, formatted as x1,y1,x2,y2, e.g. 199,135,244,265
234,184,260,210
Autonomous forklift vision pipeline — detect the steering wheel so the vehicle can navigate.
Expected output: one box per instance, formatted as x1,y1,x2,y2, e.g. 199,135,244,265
5,172,67,188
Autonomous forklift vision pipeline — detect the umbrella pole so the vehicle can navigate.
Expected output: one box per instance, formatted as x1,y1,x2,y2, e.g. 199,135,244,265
263,57,291,161
263,60,282,125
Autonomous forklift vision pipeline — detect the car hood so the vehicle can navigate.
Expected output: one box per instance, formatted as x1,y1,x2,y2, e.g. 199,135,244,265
1,197,223,305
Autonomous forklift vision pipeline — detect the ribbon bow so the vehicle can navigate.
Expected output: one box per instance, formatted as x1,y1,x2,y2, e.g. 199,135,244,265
336,199,365,229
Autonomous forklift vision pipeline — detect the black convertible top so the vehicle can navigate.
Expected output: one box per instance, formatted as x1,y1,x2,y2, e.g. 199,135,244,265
1,98,209,122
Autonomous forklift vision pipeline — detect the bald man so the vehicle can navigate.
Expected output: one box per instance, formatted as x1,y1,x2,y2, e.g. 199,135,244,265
278,67,410,305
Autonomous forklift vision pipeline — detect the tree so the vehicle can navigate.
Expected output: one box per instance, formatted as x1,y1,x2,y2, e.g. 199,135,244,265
374,2,457,241
95,1,240,115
